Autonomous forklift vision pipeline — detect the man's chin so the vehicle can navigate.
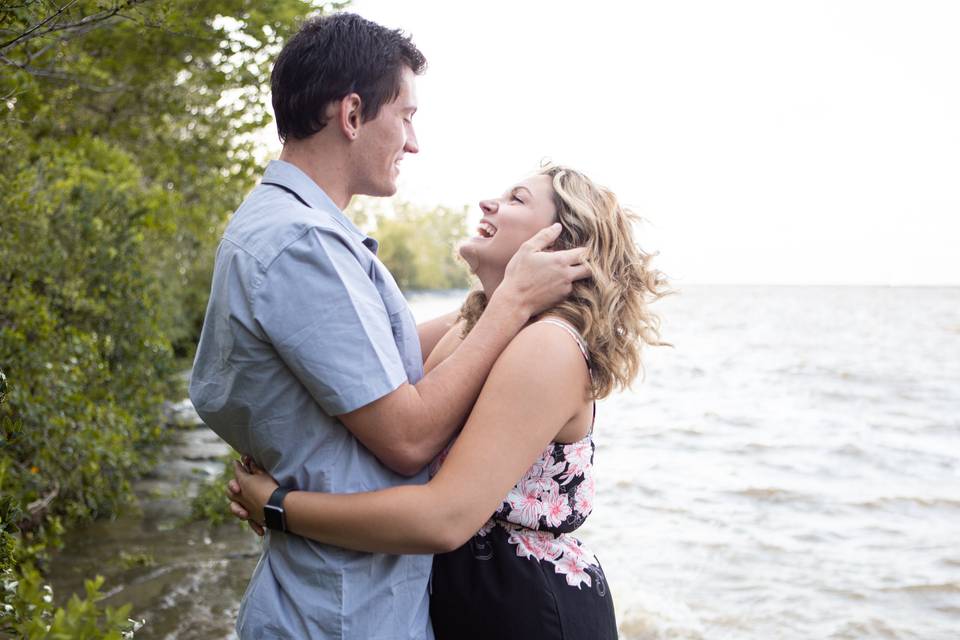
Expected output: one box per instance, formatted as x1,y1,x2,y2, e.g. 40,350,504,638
363,185,397,198
357,176,398,199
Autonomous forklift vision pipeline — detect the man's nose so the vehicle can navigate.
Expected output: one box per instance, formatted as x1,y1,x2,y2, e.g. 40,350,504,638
404,124,419,154
479,199,498,215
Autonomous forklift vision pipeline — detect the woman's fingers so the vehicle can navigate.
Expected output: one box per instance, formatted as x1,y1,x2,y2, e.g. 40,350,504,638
232,500,265,536
228,460,266,537
230,456,279,537
228,485,266,537
235,457,263,476
229,500,249,520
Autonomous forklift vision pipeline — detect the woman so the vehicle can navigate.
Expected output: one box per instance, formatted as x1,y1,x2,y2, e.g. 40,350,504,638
228,164,669,639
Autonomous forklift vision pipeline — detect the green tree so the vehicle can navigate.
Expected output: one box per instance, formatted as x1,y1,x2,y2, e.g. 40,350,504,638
347,198,473,291
0,1,343,634
2,0,345,350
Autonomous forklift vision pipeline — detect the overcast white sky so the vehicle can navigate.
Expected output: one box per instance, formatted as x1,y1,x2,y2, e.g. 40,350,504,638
261,1,960,285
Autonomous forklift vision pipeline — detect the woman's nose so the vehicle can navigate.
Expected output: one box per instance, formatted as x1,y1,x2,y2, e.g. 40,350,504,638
479,199,498,215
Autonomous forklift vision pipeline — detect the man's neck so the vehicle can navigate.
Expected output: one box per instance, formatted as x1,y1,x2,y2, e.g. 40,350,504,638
278,139,352,210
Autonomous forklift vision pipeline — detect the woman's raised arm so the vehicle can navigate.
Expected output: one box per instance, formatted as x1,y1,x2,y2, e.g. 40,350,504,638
416,308,461,363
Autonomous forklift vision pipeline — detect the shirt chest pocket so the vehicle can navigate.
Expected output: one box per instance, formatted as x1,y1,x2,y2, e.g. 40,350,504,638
381,290,423,383
369,257,423,380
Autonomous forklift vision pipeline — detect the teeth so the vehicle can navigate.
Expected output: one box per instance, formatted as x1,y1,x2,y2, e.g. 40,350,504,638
477,221,497,238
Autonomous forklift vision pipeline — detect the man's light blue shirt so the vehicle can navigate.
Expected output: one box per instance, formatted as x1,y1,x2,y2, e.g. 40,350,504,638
189,160,433,639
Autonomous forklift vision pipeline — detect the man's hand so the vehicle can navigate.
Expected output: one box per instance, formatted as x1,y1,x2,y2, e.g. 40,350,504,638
496,223,591,317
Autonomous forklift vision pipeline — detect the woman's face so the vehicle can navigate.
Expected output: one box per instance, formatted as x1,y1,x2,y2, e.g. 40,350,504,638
460,174,558,275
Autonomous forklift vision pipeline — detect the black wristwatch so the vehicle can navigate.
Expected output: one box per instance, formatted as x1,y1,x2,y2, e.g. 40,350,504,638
263,487,292,533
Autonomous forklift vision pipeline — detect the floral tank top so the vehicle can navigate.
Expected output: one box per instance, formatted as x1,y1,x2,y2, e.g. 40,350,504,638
430,318,603,590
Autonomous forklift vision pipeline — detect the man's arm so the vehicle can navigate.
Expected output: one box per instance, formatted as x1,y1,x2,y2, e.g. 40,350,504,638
255,222,587,478
417,309,460,363
230,321,591,553
340,223,589,476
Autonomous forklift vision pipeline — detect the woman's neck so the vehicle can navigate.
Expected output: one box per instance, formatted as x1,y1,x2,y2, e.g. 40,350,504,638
475,266,503,300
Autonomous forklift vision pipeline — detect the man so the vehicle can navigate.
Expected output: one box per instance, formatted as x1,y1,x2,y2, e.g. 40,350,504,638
190,12,589,639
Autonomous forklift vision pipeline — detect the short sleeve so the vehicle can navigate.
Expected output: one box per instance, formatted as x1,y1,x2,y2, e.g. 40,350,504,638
252,226,408,416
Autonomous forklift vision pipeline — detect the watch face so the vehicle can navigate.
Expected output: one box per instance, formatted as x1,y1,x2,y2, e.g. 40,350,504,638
264,504,284,531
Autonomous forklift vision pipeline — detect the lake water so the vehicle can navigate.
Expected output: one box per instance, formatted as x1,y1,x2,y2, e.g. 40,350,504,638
410,286,960,639
48,286,960,639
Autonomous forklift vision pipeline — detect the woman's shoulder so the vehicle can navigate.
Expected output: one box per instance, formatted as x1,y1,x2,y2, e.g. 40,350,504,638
525,316,588,357
503,317,590,376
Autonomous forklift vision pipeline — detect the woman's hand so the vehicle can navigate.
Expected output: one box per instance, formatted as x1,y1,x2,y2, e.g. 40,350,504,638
226,458,279,536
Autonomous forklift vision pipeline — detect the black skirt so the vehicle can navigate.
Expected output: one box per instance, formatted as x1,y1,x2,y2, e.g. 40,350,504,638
429,524,618,640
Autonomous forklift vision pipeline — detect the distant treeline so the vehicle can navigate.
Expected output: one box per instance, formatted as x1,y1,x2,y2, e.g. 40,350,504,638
348,198,473,291
0,1,471,636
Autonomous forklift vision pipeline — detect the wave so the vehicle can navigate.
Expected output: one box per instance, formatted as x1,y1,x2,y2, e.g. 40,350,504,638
854,496,960,510
880,581,960,595
731,487,815,504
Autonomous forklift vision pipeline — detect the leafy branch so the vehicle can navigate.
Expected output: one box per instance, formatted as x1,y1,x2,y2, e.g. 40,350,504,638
0,0,147,53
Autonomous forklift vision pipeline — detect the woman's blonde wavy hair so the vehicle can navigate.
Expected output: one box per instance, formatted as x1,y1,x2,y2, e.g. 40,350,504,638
457,164,670,400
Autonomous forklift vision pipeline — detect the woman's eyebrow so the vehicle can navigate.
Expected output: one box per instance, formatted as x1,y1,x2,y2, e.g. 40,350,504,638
512,186,534,198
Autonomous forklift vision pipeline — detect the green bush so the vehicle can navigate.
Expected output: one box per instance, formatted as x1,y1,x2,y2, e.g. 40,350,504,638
0,1,335,635
0,135,179,525
1,563,141,639
0,0,476,632
190,456,241,528
0,0,334,529
0,382,142,638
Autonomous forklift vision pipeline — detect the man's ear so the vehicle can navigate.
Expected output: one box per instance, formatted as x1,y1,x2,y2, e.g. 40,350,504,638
338,93,362,140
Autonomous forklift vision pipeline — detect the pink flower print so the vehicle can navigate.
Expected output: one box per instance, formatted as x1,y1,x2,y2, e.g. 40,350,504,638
524,455,548,481
526,471,560,497
573,484,594,515
562,440,591,464
509,531,545,560
554,553,593,589
515,455,557,495
564,538,584,559
541,535,564,562
580,473,596,499
559,440,592,482
506,482,544,528
541,454,567,479
542,491,572,528
507,527,556,561
557,536,597,566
